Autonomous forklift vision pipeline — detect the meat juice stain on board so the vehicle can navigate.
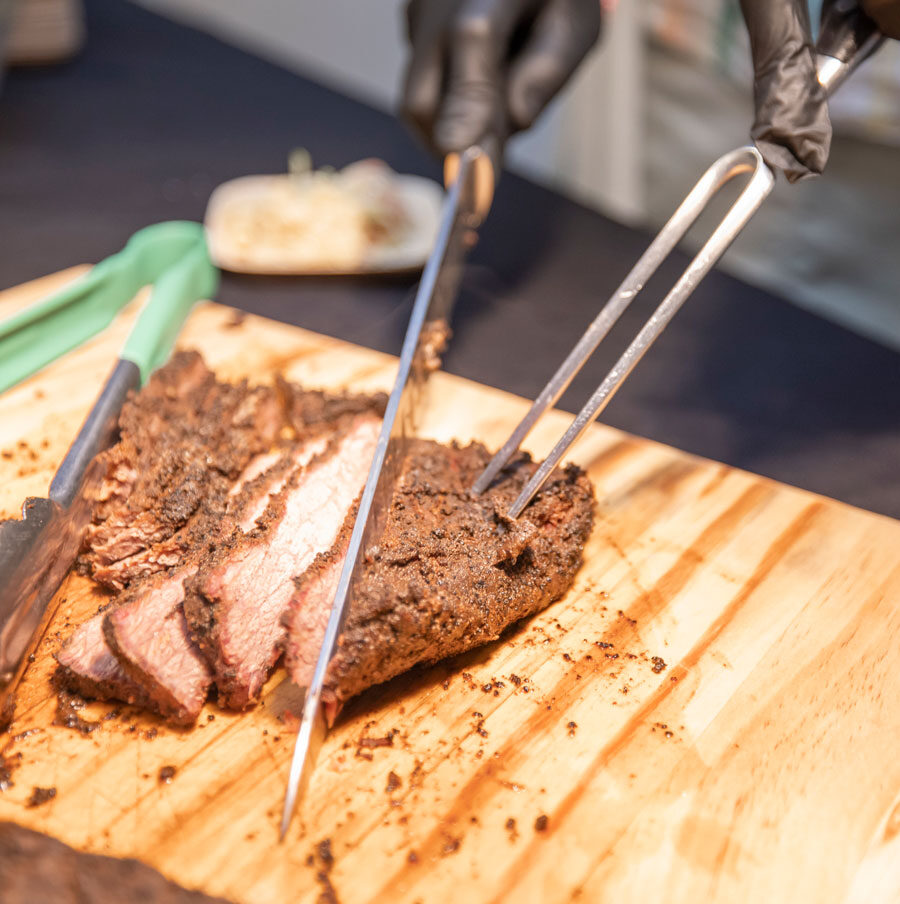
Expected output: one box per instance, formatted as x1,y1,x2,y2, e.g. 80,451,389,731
53,688,101,736
309,838,340,904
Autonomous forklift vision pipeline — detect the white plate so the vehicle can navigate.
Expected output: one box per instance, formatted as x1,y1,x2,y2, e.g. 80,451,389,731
204,172,444,276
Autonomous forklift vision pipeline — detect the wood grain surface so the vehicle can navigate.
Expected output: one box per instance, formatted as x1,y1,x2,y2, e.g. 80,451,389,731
1,270,899,904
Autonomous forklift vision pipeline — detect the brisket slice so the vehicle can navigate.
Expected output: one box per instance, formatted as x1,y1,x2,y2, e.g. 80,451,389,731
282,504,357,688
229,435,329,533
276,375,388,438
59,350,387,720
56,609,152,710
184,414,382,710
100,433,332,725
103,568,208,726
315,440,594,708
0,822,232,904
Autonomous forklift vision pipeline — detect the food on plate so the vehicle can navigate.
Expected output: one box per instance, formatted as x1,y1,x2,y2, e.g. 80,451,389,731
205,156,442,274
0,822,232,903
55,352,594,728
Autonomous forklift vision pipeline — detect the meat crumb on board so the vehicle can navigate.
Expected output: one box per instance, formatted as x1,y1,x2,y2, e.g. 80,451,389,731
440,835,461,856
26,786,56,808
0,750,22,791
313,838,340,904
385,771,402,793
53,689,100,736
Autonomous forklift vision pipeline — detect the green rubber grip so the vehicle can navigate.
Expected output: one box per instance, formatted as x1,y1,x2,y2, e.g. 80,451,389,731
0,221,216,393
120,235,219,382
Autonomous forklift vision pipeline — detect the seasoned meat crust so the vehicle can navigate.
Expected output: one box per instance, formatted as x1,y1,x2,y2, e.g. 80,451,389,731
321,440,594,706
80,351,284,591
79,351,388,592
0,822,232,903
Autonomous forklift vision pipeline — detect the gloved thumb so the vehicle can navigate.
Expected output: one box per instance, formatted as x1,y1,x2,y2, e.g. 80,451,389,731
740,0,832,182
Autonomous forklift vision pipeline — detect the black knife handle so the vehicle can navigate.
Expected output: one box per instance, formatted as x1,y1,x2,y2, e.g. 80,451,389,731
50,359,140,508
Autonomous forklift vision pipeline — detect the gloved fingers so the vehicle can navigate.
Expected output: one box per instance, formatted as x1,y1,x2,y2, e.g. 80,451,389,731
433,0,537,155
861,0,900,38
506,0,602,131
402,38,444,148
401,0,456,152
739,0,831,182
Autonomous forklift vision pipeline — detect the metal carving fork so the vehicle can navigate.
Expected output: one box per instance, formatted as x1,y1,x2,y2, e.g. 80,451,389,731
474,1,885,518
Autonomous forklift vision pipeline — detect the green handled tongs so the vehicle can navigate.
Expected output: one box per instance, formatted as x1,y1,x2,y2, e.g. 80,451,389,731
0,221,219,726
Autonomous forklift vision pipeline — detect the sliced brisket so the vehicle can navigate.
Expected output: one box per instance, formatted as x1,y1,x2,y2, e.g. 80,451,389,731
103,568,209,726
101,431,333,725
185,414,382,710
282,504,357,688
56,609,151,709
80,352,285,590
310,440,594,708
80,358,387,592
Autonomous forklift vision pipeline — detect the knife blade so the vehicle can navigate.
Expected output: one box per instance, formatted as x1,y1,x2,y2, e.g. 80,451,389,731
280,145,494,838
0,225,217,728
0,362,140,728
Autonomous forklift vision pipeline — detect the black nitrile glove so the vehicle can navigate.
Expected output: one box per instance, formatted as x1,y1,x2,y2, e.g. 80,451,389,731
402,0,602,157
741,0,897,183
739,0,832,183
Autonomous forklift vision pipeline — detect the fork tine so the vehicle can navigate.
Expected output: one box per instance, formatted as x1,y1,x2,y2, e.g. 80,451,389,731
486,146,775,519
471,160,728,497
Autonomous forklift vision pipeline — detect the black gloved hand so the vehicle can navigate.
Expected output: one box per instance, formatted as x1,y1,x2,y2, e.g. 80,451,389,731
402,0,602,157
739,0,832,183
740,0,898,183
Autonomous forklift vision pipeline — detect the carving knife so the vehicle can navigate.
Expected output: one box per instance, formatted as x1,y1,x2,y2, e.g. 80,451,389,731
280,145,495,838
0,222,218,727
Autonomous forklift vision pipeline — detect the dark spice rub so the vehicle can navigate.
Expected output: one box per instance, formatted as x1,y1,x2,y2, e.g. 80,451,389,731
79,352,386,592
0,822,232,903
80,351,284,590
291,439,594,708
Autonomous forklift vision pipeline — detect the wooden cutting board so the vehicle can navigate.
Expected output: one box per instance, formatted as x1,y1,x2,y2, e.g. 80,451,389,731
1,269,899,904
